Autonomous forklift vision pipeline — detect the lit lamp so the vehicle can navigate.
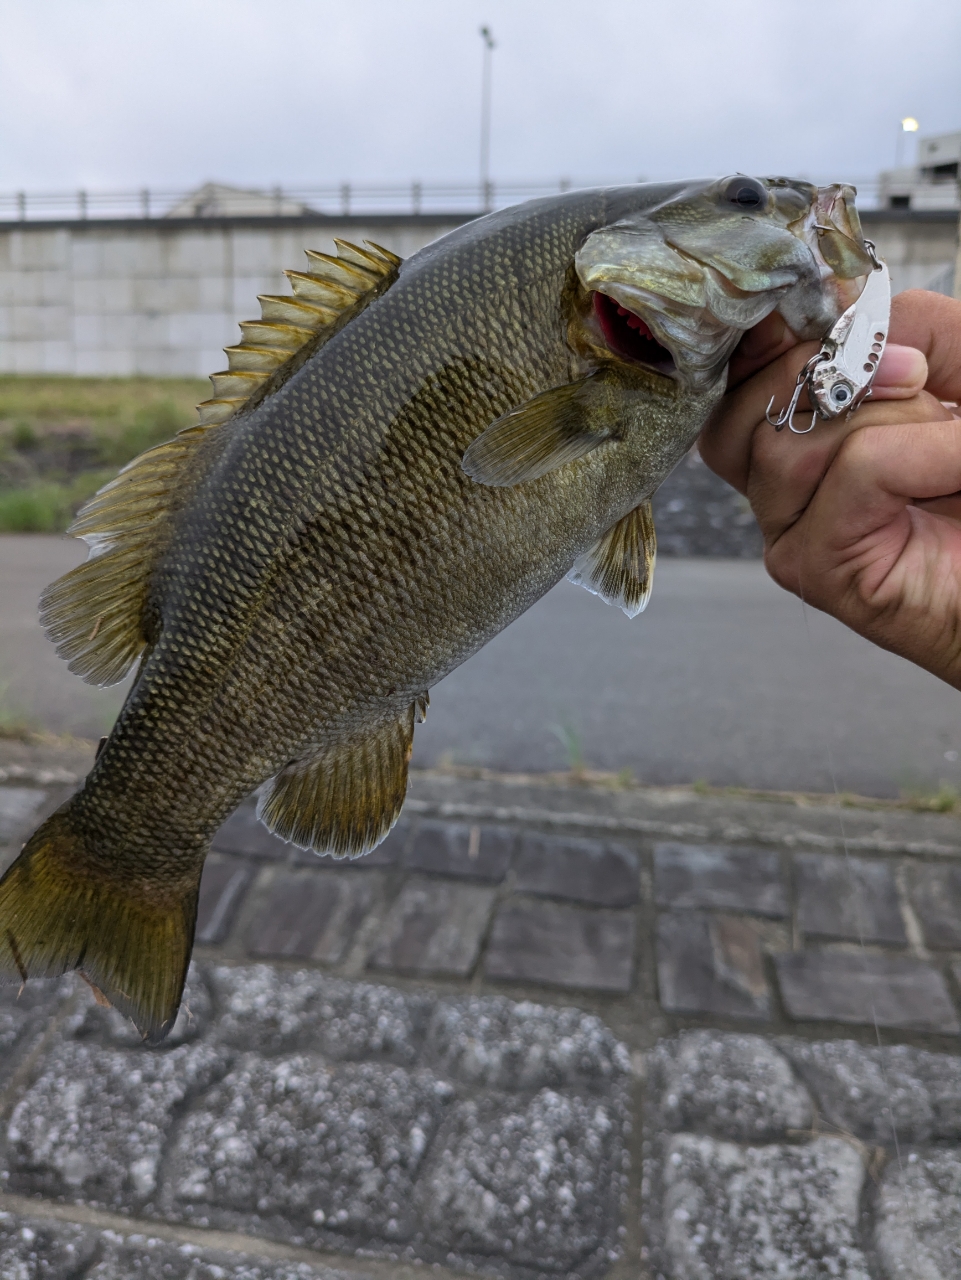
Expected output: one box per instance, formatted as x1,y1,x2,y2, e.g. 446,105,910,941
896,117,919,168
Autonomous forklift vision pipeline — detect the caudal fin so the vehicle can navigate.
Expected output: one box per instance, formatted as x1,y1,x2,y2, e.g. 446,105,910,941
0,802,198,1044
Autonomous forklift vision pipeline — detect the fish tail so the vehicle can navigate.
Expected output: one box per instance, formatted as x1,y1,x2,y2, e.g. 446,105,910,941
0,800,198,1044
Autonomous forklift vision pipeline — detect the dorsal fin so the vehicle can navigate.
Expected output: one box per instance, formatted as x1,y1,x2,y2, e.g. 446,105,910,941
197,239,401,424
42,240,403,686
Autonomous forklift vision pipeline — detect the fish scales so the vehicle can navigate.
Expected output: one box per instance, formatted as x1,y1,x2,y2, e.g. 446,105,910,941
0,177,873,1039
86,194,619,825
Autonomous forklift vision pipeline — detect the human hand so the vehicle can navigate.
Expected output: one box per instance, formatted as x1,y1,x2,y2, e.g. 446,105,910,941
699,291,961,687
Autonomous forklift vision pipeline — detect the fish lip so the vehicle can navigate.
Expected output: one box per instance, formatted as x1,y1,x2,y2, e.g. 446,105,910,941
809,183,872,303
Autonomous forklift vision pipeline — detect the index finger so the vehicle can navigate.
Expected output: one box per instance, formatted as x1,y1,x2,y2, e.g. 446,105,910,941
890,291,961,404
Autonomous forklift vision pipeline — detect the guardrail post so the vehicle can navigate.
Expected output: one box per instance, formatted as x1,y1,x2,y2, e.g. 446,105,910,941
141,188,150,218
78,190,87,220
412,181,421,215
17,192,26,221
340,183,351,215
273,185,283,215
483,179,494,212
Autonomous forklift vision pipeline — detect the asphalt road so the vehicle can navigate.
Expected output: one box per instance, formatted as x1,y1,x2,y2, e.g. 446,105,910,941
3,534,961,798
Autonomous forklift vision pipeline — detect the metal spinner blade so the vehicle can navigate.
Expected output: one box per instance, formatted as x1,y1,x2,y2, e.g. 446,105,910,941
767,247,891,435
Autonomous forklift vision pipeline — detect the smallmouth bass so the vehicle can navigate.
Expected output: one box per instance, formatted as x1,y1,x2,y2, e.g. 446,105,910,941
0,176,873,1040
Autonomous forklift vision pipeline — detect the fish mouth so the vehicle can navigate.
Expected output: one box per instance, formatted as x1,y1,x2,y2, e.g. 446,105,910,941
591,291,676,375
574,176,875,391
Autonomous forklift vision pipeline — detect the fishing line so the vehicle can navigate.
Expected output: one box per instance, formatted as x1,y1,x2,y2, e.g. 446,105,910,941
795,548,904,1175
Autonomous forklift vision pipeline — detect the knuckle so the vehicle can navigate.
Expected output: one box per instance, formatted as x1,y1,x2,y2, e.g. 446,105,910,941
764,540,799,594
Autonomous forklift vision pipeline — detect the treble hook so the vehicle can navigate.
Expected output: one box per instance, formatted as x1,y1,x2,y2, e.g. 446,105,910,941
764,357,820,434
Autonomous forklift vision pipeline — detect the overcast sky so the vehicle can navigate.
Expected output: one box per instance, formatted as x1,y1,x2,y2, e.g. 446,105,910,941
1,0,959,195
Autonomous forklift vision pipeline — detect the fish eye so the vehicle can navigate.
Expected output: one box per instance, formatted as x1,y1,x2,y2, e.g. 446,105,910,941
722,178,768,210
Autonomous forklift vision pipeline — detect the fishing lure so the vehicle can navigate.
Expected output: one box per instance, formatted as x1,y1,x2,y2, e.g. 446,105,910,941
766,243,891,434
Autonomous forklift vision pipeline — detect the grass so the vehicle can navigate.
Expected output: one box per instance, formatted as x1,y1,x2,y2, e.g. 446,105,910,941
0,375,208,532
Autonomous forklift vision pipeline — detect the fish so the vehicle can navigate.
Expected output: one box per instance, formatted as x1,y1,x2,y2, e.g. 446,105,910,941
0,175,873,1042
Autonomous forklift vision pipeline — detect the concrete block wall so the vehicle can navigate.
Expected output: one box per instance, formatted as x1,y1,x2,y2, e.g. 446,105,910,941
0,216,466,377
862,210,960,294
0,209,956,378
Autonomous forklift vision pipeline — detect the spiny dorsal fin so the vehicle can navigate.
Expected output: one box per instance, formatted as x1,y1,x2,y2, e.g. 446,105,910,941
43,240,403,687
567,500,656,618
257,703,416,856
198,239,401,424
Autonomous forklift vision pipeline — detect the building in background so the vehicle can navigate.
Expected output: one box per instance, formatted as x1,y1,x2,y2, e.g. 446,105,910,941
0,166,958,378
879,129,961,212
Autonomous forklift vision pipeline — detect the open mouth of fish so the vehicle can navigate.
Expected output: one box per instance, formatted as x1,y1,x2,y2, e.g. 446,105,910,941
592,291,677,374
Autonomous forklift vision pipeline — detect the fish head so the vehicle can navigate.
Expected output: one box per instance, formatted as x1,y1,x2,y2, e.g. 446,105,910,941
573,175,875,390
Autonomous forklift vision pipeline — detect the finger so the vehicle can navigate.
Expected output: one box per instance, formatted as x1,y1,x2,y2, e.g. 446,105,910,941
700,341,929,495
914,494,961,525
869,344,930,400
889,291,961,404
725,313,796,388
700,342,821,492
748,391,954,544
767,416,961,614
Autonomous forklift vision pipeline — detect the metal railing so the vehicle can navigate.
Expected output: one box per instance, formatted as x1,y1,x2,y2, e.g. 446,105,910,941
0,177,886,223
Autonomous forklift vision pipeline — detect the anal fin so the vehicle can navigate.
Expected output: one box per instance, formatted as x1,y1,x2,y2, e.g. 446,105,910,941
257,704,416,857
568,500,656,618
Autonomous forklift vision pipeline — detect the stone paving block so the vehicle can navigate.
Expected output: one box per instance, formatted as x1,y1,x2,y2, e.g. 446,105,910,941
417,1085,628,1274
648,1031,812,1141
299,818,409,869
655,1133,870,1280
402,819,514,882
165,1055,452,1245
367,878,495,977
209,965,429,1062
213,804,292,860
906,861,961,948
247,870,376,964
779,1038,961,1145
653,842,787,917
656,912,771,1020
0,785,47,841
795,853,906,944
88,1227,367,1279
484,899,635,992
513,833,638,906
775,950,960,1034
66,963,212,1047
874,1148,961,1280
0,976,69,1082
0,1210,96,1279
426,995,631,1091
196,854,253,945
5,1040,226,1207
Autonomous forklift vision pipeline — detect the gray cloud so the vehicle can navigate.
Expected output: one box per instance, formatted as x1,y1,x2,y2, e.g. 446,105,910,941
0,0,958,192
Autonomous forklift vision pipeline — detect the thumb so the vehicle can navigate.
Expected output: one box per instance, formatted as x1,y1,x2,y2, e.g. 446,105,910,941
869,344,928,400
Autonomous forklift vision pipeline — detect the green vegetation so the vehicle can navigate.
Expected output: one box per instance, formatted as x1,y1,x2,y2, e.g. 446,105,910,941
0,375,208,533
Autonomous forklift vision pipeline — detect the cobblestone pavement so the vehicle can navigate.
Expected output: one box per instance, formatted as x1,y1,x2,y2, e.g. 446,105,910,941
4,753,961,1278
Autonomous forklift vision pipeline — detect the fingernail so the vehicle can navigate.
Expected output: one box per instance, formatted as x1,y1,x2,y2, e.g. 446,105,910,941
876,344,927,388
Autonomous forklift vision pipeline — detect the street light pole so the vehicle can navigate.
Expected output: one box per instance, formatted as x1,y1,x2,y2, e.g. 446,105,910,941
479,25,495,212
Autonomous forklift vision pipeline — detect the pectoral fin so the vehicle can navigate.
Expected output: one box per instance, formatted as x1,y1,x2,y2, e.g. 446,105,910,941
462,371,619,487
568,500,656,618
